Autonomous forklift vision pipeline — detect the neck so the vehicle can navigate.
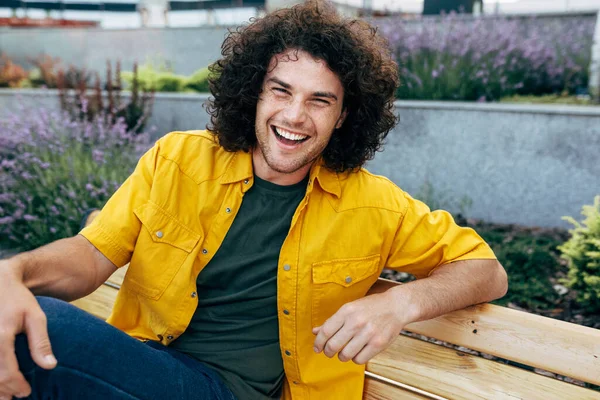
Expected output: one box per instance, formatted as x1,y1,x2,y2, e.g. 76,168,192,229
252,150,313,186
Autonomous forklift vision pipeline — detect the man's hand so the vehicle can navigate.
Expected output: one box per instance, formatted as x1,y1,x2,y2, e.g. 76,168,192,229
0,261,57,399
312,291,408,365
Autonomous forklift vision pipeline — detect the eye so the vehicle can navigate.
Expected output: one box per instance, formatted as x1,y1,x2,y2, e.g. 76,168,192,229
272,87,289,95
312,99,330,106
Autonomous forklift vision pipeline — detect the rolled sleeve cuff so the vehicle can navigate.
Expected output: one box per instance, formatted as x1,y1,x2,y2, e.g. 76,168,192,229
79,221,131,268
427,242,497,277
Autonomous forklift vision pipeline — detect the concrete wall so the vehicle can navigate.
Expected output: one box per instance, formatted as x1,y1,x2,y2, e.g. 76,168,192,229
0,26,231,80
1,88,598,228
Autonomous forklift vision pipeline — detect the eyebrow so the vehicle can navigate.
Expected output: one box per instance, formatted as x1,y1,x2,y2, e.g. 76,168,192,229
267,77,339,101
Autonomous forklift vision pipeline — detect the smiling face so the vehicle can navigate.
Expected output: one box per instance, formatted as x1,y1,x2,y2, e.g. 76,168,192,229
253,49,347,185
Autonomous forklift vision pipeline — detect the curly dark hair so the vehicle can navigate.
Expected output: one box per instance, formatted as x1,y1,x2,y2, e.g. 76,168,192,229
206,0,399,172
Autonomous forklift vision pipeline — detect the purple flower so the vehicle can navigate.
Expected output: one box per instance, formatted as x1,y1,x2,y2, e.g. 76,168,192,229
377,13,594,101
92,149,105,164
0,216,14,225
0,88,151,249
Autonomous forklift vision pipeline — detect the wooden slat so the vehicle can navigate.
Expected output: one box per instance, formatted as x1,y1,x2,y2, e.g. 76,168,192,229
71,283,118,320
106,265,128,287
367,334,600,400
363,376,434,400
368,279,600,386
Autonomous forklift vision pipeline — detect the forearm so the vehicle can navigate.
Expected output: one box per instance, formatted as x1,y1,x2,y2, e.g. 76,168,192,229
1,235,105,301
389,259,508,325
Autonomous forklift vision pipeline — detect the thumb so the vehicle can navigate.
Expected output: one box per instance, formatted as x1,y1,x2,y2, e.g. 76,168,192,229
312,326,321,335
25,311,57,370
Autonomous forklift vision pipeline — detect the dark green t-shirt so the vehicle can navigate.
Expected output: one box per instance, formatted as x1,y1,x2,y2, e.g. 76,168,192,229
170,175,307,400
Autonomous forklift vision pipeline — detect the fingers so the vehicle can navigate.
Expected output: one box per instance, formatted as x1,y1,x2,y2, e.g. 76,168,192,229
0,332,32,398
25,310,57,370
320,324,356,358
337,328,371,362
351,342,383,365
313,317,344,354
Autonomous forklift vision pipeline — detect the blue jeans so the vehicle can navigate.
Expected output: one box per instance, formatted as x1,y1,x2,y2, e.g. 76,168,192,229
15,297,237,400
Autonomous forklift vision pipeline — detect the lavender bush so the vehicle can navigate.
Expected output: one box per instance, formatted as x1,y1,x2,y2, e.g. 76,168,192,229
0,97,152,251
378,14,595,101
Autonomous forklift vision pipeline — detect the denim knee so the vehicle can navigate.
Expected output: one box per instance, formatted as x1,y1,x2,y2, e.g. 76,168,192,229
15,296,74,372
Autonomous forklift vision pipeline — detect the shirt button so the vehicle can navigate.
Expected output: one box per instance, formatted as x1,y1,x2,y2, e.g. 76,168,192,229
285,350,292,356
167,335,174,340
283,264,291,271
283,309,290,315
345,276,352,284
225,207,231,213
293,381,299,385
244,179,249,184
202,249,208,254
191,291,197,298
156,231,164,238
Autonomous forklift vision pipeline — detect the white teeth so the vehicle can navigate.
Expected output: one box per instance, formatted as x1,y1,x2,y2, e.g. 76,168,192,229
275,126,308,141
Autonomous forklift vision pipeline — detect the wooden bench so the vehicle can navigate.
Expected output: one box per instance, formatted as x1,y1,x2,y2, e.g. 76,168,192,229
74,212,600,399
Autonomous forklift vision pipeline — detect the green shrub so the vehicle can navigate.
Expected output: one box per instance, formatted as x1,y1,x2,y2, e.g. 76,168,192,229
154,72,187,92
473,222,567,311
122,64,161,92
122,64,188,93
558,196,600,313
184,67,211,92
122,62,213,93
500,94,594,106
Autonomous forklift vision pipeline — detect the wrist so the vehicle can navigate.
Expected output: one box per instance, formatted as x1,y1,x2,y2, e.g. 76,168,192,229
386,283,422,326
0,257,25,283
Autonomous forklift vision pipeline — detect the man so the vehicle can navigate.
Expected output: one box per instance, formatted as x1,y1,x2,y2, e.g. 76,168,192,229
0,1,508,399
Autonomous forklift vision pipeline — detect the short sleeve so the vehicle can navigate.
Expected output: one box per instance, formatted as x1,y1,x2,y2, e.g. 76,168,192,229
78,141,160,268
386,191,496,279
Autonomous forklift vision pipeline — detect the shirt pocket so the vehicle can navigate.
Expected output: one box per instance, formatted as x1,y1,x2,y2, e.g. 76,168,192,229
311,254,381,327
127,201,202,300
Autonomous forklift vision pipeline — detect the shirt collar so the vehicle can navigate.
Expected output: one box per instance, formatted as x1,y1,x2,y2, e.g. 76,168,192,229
219,150,253,186
309,158,342,198
220,150,341,198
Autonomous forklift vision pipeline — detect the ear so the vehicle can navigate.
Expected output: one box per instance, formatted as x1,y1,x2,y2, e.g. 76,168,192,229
335,109,348,130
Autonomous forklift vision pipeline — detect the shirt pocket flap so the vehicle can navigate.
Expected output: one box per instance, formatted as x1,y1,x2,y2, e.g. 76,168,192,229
312,254,380,287
134,202,202,253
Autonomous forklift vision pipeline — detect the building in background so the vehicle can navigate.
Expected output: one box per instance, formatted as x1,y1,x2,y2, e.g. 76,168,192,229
422,0,482,14
0,0,599,28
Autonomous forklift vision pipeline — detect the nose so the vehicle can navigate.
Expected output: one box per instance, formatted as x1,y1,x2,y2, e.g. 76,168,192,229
282,99,307,125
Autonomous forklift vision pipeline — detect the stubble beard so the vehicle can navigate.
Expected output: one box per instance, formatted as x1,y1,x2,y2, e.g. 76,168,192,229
256,127,321,175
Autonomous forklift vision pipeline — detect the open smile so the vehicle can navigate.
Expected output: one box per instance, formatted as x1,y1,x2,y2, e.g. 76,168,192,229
271,125,310,146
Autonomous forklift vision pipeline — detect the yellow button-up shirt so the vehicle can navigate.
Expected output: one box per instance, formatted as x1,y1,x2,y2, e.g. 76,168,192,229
80,130,496,399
